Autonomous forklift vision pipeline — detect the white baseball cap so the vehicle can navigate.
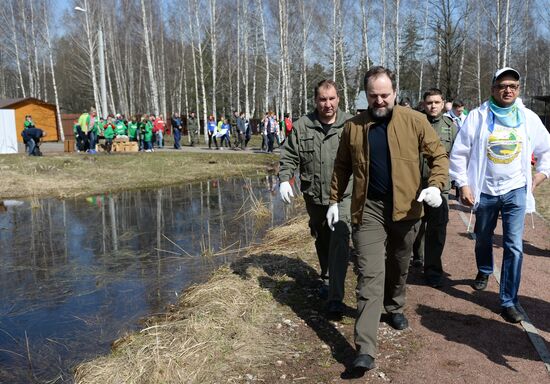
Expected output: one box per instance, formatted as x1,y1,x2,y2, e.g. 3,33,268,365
492,67,520,84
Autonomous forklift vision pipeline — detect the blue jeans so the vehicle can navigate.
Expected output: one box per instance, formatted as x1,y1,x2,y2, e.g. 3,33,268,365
174,129,181,149
474,186,526,308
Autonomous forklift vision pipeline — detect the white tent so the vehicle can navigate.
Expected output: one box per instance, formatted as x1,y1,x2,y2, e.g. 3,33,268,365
0,109,18,154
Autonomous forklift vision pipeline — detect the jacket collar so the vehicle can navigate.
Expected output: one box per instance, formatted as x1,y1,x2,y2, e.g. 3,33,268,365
305,108,348,129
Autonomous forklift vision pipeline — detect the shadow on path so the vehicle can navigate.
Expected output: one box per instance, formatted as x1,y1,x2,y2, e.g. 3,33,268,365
231,253,357,368
416,304,540,370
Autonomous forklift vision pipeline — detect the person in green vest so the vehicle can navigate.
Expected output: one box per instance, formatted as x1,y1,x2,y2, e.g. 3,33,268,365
23,115,37,153
93,117,104,137
114,114,127,137
412,88,458,287
138,114,154,152
103,115,116,153
127,115,139,142
24,115,36,129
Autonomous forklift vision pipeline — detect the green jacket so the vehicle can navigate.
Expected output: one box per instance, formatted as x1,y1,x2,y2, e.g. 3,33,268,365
24,120,35,129
103,123,115,140
330,106,449,224
144,121,153,141
115,120,127,136
127,121,138,139
188,116,199,133
91,120,102,135
279,109,353,205
78,113,91,134
420,114,457,191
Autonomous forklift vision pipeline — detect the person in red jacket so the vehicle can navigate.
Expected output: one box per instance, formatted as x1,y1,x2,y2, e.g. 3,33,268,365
153,114,166,148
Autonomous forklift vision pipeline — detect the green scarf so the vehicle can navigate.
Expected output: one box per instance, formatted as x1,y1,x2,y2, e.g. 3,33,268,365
489,97,524,128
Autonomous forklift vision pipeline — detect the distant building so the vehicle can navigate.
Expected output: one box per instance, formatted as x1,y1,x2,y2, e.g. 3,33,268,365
0,98,60,142
355,90,368,113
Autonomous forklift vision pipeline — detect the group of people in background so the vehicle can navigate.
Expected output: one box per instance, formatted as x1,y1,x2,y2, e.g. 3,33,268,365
73,109,171,154
260,111,293,153
205,111,252,150
71,110,210,154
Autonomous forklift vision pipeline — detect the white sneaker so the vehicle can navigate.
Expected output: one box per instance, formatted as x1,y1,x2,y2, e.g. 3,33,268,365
145,149,152,153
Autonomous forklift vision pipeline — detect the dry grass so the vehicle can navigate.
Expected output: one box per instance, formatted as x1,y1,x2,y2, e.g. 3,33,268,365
74,216,313,384
534,178,550,221
0,152,279,200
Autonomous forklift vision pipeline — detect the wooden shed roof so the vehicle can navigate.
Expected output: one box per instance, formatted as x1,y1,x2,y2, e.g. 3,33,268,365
0,97,56,109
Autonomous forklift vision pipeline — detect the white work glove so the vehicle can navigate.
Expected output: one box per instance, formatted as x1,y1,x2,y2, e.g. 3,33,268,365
326,203,339,231
279,181,294,204
417,186,442,208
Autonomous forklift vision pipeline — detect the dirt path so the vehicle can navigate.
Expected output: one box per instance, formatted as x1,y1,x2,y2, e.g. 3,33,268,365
387,199,550,384
273,198,550,383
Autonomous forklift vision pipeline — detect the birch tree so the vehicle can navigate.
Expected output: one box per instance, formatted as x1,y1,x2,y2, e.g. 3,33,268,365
42,0,63,140
140,0,160,115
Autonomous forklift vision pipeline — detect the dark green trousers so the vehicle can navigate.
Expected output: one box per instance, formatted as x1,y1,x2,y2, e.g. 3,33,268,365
412,194,449,279
353,196,419,357
305,197,351,302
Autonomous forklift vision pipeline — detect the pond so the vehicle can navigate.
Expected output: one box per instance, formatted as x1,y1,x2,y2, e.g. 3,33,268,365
0,176,298,383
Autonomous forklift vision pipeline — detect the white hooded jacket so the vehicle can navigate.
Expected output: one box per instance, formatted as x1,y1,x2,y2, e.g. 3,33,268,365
449,98,550,213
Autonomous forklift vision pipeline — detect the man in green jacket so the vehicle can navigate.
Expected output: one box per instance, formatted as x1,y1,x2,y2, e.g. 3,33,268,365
412,88,457,287
279,79,353,319
328,67,448,373
188,112,199,146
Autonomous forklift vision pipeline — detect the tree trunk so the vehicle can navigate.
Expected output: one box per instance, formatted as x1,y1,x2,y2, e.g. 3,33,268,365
258,0,269,113
140,0,160,115
194,0,208,141
394,0,401,93
361,0,370,71
503,0,510,67
21,2,35,96
332,0,337,81
10,1,26,97
210,0,217,117
418,0,429,102
244,1,250,118
29,0,42,99
381,0,387,67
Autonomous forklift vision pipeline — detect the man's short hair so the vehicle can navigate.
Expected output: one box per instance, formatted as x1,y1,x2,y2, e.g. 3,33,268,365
364,66,396,91
452,100,464,108
423,88,444,100
314,79,339,99
399,97,411,106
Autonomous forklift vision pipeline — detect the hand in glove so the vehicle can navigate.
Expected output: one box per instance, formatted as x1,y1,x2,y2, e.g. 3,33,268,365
279,181,294,204
326,203,339,231
417,186,442,208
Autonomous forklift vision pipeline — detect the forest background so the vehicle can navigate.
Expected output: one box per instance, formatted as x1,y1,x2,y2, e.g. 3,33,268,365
1,0,550,136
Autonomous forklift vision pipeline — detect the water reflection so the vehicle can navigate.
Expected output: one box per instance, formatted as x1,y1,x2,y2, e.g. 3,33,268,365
0,176,298,383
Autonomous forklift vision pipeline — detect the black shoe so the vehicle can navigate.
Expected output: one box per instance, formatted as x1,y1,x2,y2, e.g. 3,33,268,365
352,354,375,371
502,306,524,323
326,300,344,320
425,275,442,288
389,313,409,330
472,272,489,291
318,283,329,300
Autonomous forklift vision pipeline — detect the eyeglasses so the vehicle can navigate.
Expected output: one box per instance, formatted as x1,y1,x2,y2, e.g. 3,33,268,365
494,83,519,91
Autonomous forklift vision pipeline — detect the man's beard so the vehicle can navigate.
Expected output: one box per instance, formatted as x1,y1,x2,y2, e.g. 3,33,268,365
369,105,393,120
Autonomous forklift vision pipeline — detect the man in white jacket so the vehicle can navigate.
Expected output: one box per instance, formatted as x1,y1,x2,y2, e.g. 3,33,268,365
449,67,550,323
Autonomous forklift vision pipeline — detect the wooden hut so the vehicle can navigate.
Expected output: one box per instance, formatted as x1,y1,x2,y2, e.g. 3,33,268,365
0,98,59,142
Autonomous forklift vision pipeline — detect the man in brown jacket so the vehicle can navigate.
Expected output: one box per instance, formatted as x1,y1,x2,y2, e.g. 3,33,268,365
326,66,449,373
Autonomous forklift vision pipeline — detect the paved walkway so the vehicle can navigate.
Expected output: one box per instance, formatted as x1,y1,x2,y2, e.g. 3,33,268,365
22,141,281,156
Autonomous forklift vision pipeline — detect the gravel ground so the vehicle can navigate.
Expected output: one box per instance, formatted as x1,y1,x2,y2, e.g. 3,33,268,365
386,198,550,384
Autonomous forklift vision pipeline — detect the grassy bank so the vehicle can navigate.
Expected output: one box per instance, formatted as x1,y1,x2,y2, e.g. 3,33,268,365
74,215,416,383
0,151,278,199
